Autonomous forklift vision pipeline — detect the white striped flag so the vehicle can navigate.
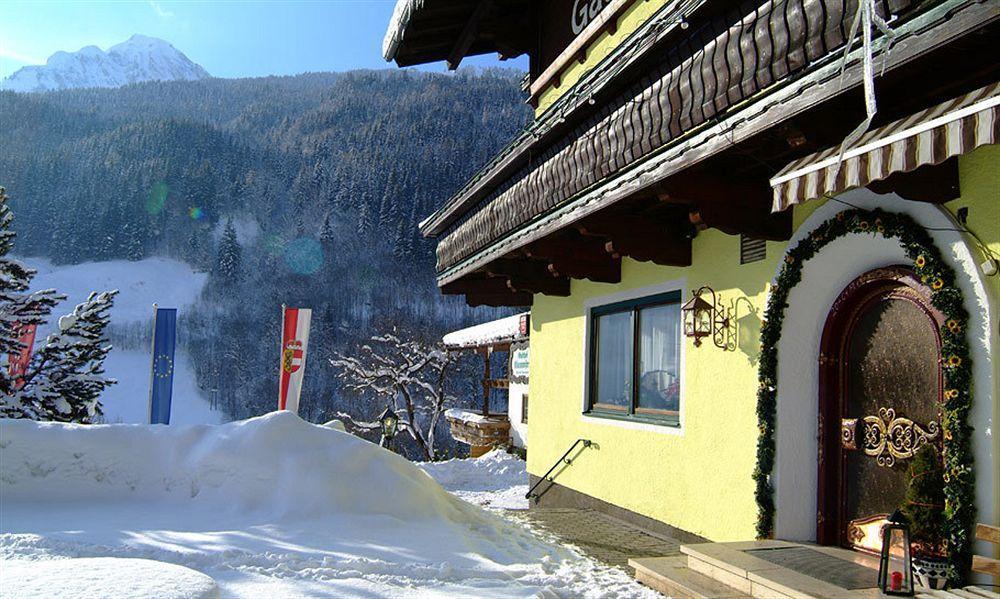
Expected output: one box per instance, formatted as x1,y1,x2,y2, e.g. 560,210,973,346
278,306,311,414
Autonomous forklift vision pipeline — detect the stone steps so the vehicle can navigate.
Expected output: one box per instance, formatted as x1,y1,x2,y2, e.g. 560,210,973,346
630,556,751,598
631,540,996,599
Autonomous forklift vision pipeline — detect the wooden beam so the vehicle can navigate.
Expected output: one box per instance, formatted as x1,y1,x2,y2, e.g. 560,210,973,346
441,276,510,295
658,177,792,241
976,523,1000,544
972,555,1000,577
577,215,692,266
486,259,571,296
525,232,622,284
447,0,493,70
465,291,532,308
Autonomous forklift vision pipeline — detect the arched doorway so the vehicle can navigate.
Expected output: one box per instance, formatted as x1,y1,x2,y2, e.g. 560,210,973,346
817,266,944,552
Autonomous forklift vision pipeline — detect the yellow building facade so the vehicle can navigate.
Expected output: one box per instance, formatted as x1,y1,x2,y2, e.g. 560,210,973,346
528,146,1000,543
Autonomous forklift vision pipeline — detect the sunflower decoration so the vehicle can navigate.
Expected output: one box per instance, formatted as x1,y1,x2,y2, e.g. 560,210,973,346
944,389,960,401
945,355,963,368
915,255,927,269
932,278,945,290
946,319,962,334
857,219,870,231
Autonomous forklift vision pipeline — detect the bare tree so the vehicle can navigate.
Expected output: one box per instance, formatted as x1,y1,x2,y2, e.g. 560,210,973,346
330,329,455,460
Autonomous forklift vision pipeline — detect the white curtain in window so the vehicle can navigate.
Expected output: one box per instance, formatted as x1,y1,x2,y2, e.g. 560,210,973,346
638,304,680,412
595,311,632,408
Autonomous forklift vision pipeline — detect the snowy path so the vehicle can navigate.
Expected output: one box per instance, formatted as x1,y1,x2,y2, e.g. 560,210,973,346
1,414,659,598
419,449,529,511
24,257,222,425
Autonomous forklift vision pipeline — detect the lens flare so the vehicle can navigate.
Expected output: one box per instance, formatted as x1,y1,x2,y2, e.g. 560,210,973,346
188,206,204,220
264,234,285,256
283,237,324,275
146,182,169,215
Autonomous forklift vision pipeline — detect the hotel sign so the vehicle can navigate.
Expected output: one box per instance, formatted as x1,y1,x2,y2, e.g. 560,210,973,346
538,0,612,74
510,341,529,384
571,0,609,35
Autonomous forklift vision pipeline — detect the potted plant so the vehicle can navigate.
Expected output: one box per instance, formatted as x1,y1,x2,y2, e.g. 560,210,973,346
901,445,949,589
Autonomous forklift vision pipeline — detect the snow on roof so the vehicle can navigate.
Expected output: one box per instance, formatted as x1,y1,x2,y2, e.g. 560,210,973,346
444,408,507,424
382,0,425,61
442,312,528,349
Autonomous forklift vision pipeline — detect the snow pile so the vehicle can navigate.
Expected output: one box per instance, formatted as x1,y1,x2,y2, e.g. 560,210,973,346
1,412,657,597
420,449,530,510
1,558,218,599
1,411,466,522
444,407,507,424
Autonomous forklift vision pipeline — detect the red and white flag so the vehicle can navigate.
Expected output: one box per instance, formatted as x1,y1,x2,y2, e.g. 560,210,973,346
278,306,311,414
7,322,37,390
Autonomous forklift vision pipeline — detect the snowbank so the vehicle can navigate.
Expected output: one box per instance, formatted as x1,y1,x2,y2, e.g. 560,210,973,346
420,449,529,510
1,558,218,599
1,411,467,522
0,412,657,597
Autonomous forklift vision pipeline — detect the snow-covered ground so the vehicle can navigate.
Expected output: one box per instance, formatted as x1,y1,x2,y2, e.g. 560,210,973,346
24,257,222,425
420,449,530,511
0,413,657,598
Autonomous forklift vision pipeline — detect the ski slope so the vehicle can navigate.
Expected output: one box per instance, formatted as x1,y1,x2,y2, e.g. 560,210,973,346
24,257,223,425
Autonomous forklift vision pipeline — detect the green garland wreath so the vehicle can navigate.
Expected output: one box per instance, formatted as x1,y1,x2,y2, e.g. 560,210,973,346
753,208,975,584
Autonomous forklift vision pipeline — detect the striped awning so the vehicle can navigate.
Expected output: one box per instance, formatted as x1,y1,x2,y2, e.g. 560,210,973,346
771,83,999,212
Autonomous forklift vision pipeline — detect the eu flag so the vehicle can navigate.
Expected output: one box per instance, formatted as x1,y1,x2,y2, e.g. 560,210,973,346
148,307,177,425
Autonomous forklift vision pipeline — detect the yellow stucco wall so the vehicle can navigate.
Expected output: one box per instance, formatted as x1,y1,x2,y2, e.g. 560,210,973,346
526,148,998,541
536,0,670,115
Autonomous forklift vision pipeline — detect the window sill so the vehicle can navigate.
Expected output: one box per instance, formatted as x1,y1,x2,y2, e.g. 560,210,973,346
582,411,683,436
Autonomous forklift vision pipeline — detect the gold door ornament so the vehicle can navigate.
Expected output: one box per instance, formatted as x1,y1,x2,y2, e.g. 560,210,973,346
841,407,939,467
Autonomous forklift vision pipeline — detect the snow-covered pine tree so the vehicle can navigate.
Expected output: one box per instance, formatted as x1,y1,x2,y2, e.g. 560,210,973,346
216,219,242,284
319,212,336,247
0,187,65,409
17,290,119,423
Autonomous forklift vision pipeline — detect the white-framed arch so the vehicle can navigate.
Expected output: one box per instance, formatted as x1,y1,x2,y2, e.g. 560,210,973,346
770,189,995,556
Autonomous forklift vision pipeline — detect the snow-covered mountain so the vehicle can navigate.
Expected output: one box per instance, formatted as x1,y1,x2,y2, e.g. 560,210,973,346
1,35,209,93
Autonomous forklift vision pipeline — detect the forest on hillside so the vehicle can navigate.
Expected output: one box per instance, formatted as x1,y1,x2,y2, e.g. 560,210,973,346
0,69,530,457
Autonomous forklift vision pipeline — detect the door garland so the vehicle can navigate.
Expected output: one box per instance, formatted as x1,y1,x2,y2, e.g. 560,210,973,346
754,208,974,583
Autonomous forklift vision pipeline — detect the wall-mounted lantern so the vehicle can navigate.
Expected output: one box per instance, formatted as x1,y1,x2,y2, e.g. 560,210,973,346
877,510,915,596
681,286,732,349
379,406,400,443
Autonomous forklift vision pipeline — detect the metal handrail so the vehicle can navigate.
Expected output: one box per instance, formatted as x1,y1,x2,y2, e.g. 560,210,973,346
525,438,592,500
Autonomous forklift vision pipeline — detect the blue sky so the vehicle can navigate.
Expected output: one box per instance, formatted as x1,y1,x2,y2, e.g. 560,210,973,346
0,1,528,80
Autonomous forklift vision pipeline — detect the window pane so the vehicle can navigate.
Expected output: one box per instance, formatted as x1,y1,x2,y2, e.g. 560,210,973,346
593,311,633,409
637,303,680,413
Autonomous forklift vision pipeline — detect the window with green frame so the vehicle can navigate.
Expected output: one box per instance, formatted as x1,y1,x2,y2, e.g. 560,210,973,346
587,290,681,426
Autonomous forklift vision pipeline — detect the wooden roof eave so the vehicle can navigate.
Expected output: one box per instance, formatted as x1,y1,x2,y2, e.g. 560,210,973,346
418,0,709,239
432,0,993,290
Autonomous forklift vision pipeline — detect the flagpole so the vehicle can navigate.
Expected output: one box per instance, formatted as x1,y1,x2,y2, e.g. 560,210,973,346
147,303,158,425
279,303,286,411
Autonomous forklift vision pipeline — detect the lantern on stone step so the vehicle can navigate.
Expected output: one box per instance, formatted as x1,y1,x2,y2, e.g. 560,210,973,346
878,510,914,596
379,406,400,442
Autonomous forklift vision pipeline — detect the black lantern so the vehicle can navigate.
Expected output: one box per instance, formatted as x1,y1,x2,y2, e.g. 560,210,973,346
681,286,731,349
878,510,914,596
379,406,399,441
